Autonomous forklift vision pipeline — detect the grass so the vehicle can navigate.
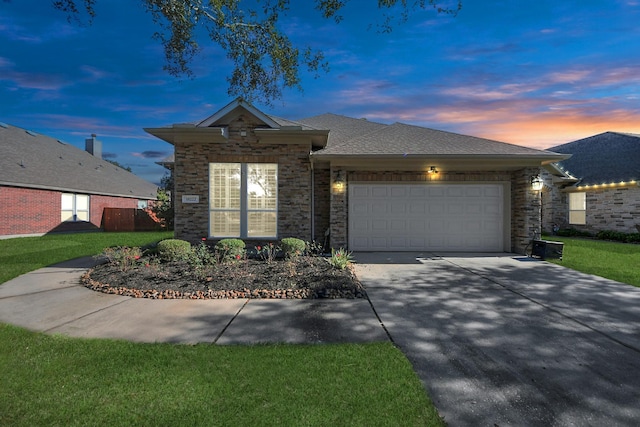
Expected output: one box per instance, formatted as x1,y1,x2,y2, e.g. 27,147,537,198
542,235,640,287
0,231,172,284
0,325,440,426
0,232,444,426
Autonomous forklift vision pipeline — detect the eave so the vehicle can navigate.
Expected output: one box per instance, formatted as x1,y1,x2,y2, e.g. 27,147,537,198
311,153,571,171
254,128,329,148
143,125,229,145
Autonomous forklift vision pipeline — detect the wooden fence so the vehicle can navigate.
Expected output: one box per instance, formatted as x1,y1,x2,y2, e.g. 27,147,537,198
102,208,162,232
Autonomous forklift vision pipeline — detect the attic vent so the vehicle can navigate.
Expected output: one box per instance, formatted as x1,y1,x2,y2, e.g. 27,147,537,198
57,139,66,145
25,130,38,137
0,122,8,128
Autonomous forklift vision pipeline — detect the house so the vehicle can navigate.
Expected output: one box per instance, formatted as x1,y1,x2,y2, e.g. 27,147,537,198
0,122,158,237
541,132,640,234
145,98,568,253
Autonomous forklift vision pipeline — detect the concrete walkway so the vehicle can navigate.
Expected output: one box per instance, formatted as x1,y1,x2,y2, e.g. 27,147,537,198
354,252,640,427
0,257,388,344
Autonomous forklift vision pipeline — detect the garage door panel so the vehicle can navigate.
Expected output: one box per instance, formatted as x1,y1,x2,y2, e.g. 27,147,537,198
428,203,446,215
370,186,388,197
409,202,426,214
390,203,406,214
349,183,504,251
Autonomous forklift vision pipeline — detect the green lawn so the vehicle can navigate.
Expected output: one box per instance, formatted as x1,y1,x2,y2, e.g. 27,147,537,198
0,232,444,426
0,231,172,284
542,235,640,287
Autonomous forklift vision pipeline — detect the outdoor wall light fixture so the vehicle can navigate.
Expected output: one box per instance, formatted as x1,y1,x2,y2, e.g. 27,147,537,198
531,175,544,191
333,171,345,191
428,166,439,174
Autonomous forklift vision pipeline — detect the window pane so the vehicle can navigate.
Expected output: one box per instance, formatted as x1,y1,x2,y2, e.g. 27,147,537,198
210,163,241,209
210,211,241,237
61,210,74,222
76,211,89,221
61,193,74,210
76,195,89,210
569,211,586,225
569,192,586,210
247,164,277,210
247,212,277,237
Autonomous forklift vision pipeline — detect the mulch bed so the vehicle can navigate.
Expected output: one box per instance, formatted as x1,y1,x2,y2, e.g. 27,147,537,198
82,256,366,299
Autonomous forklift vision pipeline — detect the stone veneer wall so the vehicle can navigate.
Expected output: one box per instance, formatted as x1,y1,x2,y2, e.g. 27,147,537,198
541,169,640,234
577,186,639,234
173,113,313,243
327,169,539,253
540,169,568,234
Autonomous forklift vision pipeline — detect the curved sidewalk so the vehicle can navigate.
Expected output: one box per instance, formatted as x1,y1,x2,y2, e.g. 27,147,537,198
0,257,388,345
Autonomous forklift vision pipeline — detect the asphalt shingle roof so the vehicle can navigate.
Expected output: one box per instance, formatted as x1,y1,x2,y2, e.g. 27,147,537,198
298,113,560,158
550,132,640,185
0,122,158,199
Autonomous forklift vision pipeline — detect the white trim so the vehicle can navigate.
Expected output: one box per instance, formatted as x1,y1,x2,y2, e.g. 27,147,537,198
197,98,280,129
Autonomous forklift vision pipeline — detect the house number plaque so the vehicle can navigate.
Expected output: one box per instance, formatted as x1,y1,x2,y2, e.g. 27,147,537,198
181,195,200,203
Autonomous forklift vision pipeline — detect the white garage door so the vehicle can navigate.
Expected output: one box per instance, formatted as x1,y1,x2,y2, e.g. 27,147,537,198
349,183,505,252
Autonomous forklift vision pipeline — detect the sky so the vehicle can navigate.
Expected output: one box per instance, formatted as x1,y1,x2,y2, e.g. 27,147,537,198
2,0,640,185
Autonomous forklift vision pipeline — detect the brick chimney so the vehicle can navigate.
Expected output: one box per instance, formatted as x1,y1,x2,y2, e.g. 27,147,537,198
85,134,102,159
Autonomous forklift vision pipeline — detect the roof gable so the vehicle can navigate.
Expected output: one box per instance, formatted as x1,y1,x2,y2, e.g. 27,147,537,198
197,97,280,128
550,132,640,185
0,123,158,199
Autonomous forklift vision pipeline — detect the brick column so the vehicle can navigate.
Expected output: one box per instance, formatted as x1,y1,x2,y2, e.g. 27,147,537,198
511,167,542,253
329,168,348,249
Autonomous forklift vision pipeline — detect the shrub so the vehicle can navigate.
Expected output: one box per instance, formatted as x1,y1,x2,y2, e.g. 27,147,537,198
596,230,640,244
305,240,325,257
280,237,306,259
215,238,246,261
327,248,354,270
189,241,215,266
256,242,279,263
157,239,192,262
99,246,142,272
556,228,593,238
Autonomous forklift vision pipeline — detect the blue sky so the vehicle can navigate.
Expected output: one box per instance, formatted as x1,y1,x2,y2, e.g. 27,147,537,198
2,0,640,185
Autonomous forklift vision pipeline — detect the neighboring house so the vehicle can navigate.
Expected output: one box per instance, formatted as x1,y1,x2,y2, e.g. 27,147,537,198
0,122,158,237
145,98,567,253
542,132,640,234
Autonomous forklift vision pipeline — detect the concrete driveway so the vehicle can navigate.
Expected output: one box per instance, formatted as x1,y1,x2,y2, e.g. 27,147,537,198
354,252,640,427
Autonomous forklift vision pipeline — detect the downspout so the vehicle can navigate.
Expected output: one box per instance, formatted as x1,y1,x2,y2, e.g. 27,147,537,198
310,156,315,242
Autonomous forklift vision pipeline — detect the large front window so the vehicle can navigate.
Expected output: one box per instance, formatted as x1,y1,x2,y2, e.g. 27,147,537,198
209,163,277,238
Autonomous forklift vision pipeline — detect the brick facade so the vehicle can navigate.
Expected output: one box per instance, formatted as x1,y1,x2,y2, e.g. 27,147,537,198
0,185,144,237
173,113,314,243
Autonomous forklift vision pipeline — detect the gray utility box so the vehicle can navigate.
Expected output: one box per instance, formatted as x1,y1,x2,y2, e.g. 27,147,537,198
531,239,564,260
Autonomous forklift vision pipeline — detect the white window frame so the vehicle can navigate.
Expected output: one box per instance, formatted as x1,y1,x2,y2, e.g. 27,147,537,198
568,192,586,225
209,162,278,238
61,193,90,222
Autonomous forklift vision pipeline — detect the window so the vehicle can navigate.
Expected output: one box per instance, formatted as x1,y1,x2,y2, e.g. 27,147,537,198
61,193,90,222
209,163,278,238
569,192,586,225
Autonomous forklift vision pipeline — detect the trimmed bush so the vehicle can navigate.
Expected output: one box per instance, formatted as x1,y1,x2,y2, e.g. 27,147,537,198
157,239,192,262
280,237,306,258
215,238,246,260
